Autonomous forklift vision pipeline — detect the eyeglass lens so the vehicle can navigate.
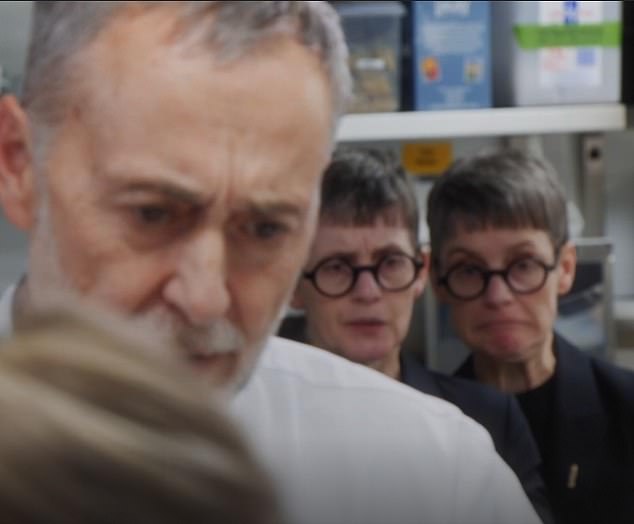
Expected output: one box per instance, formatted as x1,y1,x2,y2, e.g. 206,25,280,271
444,258,553,299
310,254,420,297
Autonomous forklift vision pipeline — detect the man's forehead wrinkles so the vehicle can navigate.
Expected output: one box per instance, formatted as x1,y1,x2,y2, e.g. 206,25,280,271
101,168,309,220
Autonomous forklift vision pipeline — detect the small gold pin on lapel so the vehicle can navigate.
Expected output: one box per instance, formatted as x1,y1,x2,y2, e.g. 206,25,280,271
567,463,579,489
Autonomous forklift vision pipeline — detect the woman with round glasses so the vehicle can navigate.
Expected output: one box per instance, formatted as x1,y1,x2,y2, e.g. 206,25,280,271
291,151,427,379
427,149,634,524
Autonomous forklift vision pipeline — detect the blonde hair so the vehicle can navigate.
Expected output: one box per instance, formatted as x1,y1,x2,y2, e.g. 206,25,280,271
0,304,279,524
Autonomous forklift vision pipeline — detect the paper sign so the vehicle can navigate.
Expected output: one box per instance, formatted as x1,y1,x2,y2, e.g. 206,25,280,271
402,142,453,176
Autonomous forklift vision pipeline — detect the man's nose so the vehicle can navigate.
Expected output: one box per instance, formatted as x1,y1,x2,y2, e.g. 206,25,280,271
163,230,231,326
350,268,382,301
482,273,514,306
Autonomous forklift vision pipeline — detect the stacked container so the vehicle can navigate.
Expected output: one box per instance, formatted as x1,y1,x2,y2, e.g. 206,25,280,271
492,1,622,106
335,1,406,113
412,1,492,110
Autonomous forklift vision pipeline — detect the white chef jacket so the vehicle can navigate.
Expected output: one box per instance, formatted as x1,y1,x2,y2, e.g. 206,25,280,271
231,335,541,524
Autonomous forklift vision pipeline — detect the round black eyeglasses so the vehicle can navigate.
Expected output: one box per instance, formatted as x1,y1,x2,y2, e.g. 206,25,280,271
304,253,424,298
438,257,557,301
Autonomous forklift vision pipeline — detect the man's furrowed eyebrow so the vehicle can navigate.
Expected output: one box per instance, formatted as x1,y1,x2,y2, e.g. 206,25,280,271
117,181,204,205
244,199,306,219
99,163,205,205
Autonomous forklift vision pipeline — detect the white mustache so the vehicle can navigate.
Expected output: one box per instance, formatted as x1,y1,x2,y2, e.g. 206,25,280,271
176,321,245,356
134,314,245,357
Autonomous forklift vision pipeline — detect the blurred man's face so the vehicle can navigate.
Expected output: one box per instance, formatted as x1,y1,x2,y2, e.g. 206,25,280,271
0,9,333,389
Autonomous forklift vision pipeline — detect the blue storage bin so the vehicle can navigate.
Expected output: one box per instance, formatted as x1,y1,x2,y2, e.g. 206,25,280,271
412,1,492,110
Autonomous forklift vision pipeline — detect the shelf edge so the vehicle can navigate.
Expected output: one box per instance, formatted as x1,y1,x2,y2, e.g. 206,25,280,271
336,104,627,142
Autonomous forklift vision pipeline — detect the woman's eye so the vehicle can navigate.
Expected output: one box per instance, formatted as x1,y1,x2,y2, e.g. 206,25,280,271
513,258,539,273
322,260,347,274
458,264,482,277
383,255,407,269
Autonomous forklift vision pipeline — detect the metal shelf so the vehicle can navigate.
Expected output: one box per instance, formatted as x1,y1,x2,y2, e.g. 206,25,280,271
336,104,627,142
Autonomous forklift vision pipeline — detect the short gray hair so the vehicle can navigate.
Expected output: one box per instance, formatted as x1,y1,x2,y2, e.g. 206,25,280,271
426,149,569,265
321,147,420,249
22,1,351,160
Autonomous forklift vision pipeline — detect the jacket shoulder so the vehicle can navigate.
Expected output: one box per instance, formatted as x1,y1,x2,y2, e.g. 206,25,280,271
591,355,634,405
430,369,513,411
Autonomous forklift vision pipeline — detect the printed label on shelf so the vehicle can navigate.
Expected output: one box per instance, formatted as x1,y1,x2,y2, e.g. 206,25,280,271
402,142,453,176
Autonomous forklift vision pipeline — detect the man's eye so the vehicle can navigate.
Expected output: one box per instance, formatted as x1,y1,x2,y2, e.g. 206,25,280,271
136,206,171,225
248,221,288,240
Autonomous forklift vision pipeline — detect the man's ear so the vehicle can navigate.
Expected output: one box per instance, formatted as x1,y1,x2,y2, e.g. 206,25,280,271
557,241,577,296
290,280,306,310
412,246,430,299
0,95,37,231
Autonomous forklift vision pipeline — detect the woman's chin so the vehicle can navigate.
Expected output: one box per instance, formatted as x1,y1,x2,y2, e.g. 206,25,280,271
480,338,529,363
343,343,394,367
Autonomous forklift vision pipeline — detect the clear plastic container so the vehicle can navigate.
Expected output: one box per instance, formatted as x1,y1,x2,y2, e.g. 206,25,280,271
335,1,406,113
492,1,622,106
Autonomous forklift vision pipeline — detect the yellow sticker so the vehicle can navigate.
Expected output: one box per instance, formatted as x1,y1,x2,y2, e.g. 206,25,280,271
402,142,453,176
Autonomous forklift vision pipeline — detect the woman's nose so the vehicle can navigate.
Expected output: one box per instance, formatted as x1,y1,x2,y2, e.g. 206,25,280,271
350,268,382,301
482,273,514,305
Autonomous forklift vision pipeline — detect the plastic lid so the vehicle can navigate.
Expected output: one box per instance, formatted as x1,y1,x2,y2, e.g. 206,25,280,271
334,1,406,18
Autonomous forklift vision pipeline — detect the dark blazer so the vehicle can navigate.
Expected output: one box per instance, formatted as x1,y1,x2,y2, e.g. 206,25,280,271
456,334,634,524
401,353,554,524
278,316,554,523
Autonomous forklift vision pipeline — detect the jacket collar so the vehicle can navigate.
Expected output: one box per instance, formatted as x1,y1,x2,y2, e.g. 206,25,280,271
400,352,442,396
550,334,604,420
456,334,603,420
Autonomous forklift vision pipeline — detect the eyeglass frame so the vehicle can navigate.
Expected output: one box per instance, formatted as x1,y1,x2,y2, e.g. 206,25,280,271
303,253,425,298
437,255,560,301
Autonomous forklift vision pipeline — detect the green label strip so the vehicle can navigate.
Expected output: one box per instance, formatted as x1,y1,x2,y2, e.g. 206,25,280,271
514,22,621,49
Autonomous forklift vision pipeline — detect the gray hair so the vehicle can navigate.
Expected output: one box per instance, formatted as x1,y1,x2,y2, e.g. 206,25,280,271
426,149,569,266
22,1,351,163
321,147,420,249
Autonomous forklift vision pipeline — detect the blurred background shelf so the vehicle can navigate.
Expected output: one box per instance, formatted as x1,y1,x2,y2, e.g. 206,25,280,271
336,104,627,142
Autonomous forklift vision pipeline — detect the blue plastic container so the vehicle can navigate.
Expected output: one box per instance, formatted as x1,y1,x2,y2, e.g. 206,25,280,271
412,1,492,110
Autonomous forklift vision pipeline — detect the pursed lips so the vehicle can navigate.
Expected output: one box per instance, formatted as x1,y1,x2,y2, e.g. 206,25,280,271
344,317,386,327
476,318,526,330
